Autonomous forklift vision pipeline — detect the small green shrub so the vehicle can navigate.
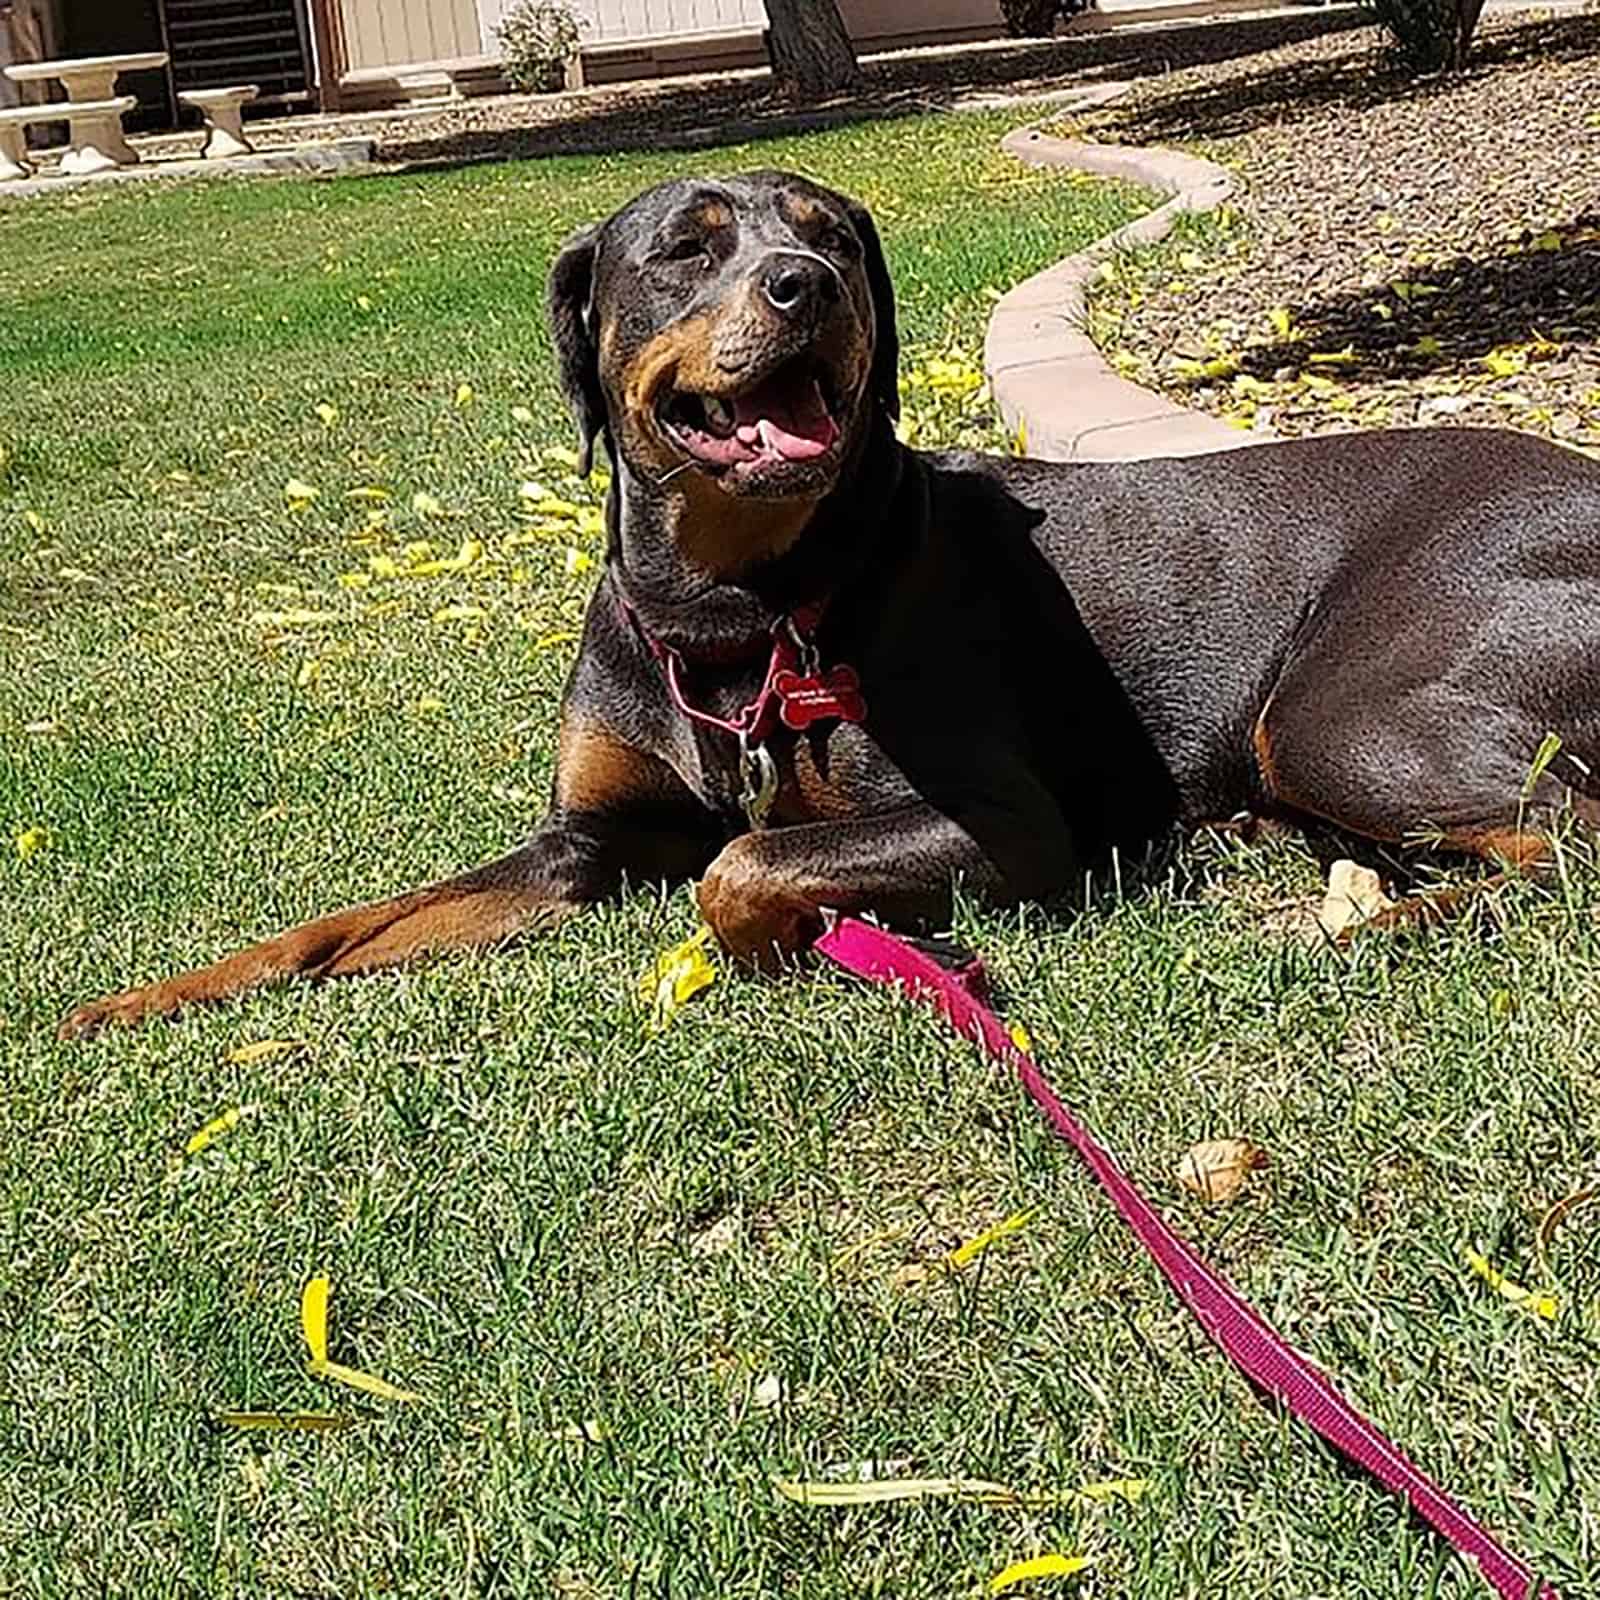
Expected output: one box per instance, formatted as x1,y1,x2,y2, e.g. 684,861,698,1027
495,0,583,93
996,0,1095,36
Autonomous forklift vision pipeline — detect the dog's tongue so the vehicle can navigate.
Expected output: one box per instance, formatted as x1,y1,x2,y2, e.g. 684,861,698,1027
733,372,838,461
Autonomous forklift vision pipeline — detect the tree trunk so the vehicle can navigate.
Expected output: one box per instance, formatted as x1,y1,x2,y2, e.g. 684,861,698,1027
763,0,862,98
1449,0,1486,68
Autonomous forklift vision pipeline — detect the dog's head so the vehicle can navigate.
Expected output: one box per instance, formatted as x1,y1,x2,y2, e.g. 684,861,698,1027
548,172,898,522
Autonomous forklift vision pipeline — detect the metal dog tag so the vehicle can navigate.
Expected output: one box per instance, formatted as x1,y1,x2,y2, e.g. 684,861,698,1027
738,736,778,830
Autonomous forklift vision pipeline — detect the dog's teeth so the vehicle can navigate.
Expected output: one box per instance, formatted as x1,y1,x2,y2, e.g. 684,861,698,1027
703,396,735,433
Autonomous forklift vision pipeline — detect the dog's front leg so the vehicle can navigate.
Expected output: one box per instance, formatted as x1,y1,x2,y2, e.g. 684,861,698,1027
696,806,1006,970
59,717,719,1037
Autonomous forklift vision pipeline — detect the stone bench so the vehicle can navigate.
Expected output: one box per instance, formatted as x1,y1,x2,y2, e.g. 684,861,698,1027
0,97,137,178
178,85,259,160
0,104,53,180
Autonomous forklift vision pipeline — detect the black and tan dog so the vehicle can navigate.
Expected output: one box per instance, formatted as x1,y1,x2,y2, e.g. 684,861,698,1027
61,170,1600,1036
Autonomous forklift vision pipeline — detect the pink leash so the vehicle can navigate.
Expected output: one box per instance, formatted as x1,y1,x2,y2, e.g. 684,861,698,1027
814,916,1557,1600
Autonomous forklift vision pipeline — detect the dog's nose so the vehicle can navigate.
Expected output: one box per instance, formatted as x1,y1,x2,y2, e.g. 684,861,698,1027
762,254,836,318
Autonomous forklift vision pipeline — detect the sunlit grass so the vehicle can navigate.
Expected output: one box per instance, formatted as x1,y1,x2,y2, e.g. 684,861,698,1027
2,107,1597,1599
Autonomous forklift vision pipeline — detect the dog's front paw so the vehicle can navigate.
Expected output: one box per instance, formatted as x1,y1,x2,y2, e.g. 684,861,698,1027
58,983,174,1040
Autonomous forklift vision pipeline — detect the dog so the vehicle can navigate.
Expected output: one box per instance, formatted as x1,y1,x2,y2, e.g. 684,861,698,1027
60,170,1600,1037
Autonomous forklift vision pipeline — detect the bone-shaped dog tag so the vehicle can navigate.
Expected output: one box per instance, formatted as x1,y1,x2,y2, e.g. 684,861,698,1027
774,665,867,731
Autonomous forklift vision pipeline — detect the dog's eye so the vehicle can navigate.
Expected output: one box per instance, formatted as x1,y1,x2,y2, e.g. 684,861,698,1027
819,225,858,258
661,236,710,266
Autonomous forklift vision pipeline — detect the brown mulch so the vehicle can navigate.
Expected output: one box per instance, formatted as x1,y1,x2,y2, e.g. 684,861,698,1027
130,8,1364,171
1081,10,1600,449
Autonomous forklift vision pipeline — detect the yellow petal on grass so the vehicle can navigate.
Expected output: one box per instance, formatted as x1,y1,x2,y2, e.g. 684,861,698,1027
406,538,484,577
989,1554,1093,1594
510,406,535,425
300,1275,330,1365
314,403,340,428
308,1358,421,1404
553,1419,613,1443
775,1477,1064,1509
947,1208,1037,1270
344,486,390,503
564,547,593,577
227,1038,305,1066
530,495,582,520
217,1409,352,1432
250,609,338,628
1465,1249,1559,1321
1007,1022,1033,1054
637,926,717,1032
1075,1477,1149,1505
298,1277,421,1401
534,630,578,653
455,382,475,408
184,1105,244,1157
283,478,319,511
15,824,48,861
411,491,447,519
1268,306,1294,340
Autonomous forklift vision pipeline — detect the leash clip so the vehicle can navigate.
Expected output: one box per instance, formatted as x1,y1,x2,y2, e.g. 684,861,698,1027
784,614,822,678
737,733,778,831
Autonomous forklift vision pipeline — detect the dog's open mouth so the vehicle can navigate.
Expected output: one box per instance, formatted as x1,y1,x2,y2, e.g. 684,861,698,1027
657,357,842,473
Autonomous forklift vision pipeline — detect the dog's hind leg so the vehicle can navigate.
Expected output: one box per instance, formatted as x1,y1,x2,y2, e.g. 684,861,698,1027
1251,662,1596,935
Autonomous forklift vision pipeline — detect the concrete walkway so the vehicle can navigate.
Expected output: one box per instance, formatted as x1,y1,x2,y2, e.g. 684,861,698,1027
0,135,374,201
984,123,1255,461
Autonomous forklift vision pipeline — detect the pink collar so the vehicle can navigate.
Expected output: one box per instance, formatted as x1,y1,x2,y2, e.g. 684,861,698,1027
624,599,866,745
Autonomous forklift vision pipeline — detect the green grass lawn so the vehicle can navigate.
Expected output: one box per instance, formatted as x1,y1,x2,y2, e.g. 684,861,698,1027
3,110,1599,1599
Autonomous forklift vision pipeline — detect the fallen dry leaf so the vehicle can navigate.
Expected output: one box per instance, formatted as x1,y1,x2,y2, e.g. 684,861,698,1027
1317,859,1395,938
1536,1187,1599,1280
1176,1138,1268,1204
691,1215,738,1257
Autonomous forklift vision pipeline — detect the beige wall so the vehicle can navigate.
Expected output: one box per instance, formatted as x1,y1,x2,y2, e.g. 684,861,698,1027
558,0,999,48
842,0,999,48
339,0,483,70
333,0,1001,90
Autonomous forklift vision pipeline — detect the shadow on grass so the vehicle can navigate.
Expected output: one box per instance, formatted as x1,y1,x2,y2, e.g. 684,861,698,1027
378,9,1367,172
1102,10,1600,145
1229,215,1600,384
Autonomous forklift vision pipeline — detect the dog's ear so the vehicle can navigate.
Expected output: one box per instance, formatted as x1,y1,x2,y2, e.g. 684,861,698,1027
547,224,606,475
846,201,900,423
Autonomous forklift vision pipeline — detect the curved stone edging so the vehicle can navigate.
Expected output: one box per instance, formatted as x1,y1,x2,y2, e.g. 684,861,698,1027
985,123,1257,462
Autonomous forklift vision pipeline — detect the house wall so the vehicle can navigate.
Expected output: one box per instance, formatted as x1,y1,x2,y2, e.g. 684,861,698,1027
329,0,1001,99
339,0,482,70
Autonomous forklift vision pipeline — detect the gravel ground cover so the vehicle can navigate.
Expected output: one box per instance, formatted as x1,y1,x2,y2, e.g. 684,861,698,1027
1079,10,1600,447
